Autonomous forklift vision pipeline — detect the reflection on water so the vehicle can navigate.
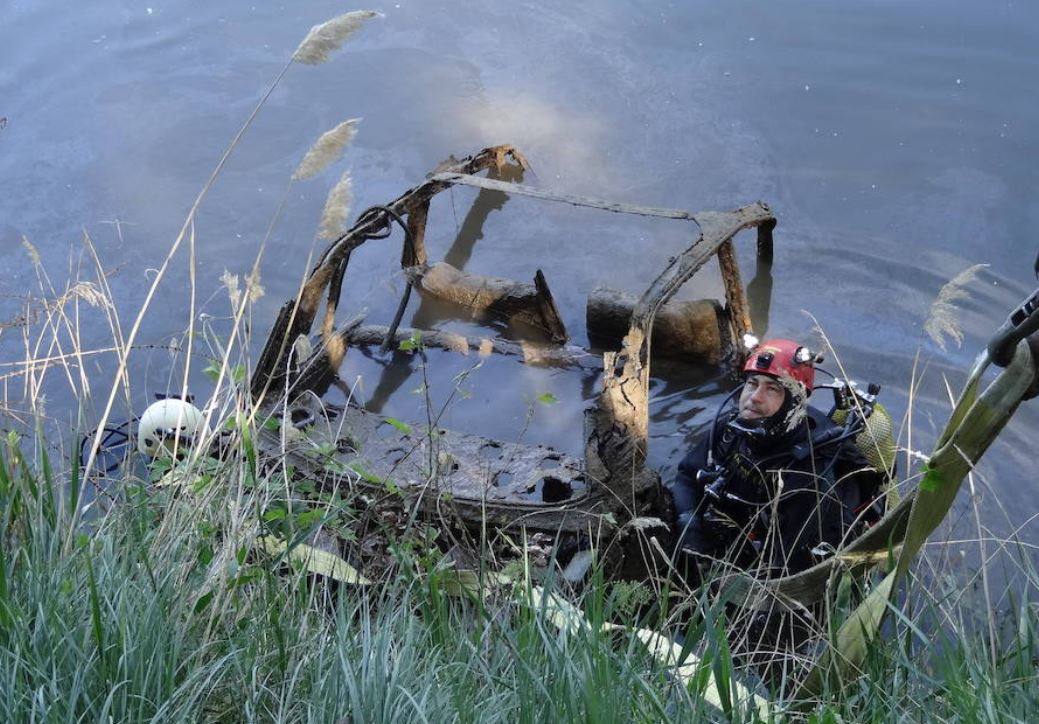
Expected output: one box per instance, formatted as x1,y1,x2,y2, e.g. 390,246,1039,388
747,256,773,339
365,164,524,413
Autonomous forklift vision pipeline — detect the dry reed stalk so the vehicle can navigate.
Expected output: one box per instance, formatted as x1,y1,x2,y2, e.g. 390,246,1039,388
318,171,353,240
293,119,360,181
29,5,383,546
924,264,988,351
292,10,380,65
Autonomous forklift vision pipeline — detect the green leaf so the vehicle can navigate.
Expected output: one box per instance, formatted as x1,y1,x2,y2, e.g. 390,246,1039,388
230,568,263,588
349,462,389,486
262,508,287,522
203,363,221,382
384,417,412,435
294,509,325,529
262,417,281,432
232,364,247,384
193,591,214,614
323,458,349,475
196,543,214,567
191,474,214,493
314,442,337,458
399,330,423,351
919,463,944,492
536,392,559,405
258,534,371,585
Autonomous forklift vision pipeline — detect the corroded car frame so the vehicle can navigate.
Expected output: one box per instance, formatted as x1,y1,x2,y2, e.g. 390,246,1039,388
249,144,777,541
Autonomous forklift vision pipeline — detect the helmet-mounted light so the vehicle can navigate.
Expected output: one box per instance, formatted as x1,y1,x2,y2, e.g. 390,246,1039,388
741,338,817,394
794,346,814,365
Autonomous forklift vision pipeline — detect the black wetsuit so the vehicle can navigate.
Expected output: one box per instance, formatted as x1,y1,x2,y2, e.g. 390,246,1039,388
669,406,882,577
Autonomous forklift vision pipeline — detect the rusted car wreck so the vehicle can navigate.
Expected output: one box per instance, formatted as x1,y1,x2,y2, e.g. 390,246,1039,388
248,144,783,576
237,143,1039,700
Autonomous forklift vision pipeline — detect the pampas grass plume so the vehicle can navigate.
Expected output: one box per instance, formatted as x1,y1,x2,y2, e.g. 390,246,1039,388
293,10,380,65
318,171,353,240
924,263,987,351
293,119,360,181
21,236,41,265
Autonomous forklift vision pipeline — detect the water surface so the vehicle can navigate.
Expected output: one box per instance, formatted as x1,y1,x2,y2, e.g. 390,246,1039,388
2,0,1037,556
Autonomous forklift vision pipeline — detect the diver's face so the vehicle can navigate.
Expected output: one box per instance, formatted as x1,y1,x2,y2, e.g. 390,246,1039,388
738,374,786,420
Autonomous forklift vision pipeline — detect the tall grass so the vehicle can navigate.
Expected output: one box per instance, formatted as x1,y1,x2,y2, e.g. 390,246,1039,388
0,432,729,722
1,406,1037,721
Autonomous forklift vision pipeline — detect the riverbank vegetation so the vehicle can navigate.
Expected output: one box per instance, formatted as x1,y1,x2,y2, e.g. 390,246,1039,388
1,420,1037,721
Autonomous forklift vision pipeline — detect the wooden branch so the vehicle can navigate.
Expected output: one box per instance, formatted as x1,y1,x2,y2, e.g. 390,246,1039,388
404,201,429,267
287,315,365,399
533,269,567,344
717,239,753,353
757,217,777,264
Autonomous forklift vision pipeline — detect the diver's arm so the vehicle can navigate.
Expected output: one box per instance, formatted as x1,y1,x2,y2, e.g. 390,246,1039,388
832,442,887,528
669,439,710,518
767,467,834,574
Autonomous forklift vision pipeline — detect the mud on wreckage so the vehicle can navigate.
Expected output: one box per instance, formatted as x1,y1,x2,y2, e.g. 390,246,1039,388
248,143,777,579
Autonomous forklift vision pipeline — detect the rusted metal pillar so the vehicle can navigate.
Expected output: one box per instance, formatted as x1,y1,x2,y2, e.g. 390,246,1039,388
404,200,429,268
717,240,753,361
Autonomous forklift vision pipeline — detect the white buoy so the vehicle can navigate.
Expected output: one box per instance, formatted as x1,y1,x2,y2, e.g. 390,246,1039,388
136,398,208,458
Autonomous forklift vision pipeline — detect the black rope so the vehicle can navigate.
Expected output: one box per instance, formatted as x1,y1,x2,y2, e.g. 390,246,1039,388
339,205,419,353
323,205,413,317
79,418,135,476
382,282,414,353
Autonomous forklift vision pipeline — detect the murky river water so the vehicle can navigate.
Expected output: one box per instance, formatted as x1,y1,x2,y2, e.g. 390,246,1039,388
2,1,1037,556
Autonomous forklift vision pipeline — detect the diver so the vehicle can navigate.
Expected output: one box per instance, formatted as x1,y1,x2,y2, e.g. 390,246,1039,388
669,338,886,583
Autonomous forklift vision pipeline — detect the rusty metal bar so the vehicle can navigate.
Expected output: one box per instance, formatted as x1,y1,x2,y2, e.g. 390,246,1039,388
717,239,753,349
404,201,429,268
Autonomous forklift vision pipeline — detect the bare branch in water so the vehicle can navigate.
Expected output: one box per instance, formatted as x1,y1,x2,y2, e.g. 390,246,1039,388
318,171,353,240
924,263,988,351
293,119,360,181
292,10,380,65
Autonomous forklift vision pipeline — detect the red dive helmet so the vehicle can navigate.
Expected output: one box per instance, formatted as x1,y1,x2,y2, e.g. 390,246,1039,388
742,339,816,395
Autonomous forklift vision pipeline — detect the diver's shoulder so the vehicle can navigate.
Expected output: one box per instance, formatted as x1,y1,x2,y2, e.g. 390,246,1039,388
805,405,838,432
